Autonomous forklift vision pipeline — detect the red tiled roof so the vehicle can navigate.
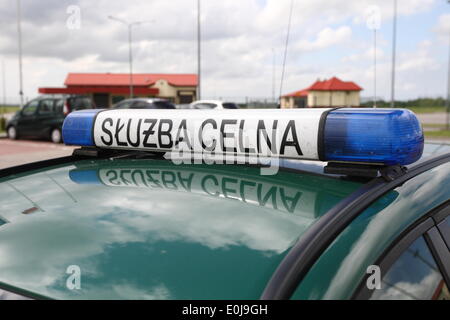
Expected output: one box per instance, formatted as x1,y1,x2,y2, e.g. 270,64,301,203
282,88,309,97
65,73,198,87
309,76,362,91
39,86,159,95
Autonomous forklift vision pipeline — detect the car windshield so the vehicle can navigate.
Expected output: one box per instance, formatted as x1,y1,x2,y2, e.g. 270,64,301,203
114,100,135,109
70,97,93,111
153,101,176,109
223,103,238,109
193,103,217,109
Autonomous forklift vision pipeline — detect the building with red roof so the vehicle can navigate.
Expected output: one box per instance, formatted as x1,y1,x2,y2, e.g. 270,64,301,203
281,76,363,108
39,73,198,107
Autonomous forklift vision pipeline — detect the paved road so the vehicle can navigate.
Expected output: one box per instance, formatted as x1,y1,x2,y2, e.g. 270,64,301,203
0,138,76,169
3,111,448,125
416,113,448,125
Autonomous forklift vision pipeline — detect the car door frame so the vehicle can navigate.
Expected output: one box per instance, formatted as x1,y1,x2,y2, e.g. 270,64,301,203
35,98,56,138
353,201,450,299
16,100,40,136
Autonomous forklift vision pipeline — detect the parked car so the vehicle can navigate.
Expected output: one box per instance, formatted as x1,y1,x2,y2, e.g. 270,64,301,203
6,95,95,143
175,103,192,109
113,98,176,110
190,100,239,109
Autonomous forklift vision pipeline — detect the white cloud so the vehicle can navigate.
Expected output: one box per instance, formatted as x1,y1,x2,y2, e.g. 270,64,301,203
373,272,443,300
342,47,385,63
0,0,445,102
433,13,450,41
296,26,352,52
397,40,439,72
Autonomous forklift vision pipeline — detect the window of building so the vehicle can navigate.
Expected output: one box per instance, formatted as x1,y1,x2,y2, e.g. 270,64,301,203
112,96,125,105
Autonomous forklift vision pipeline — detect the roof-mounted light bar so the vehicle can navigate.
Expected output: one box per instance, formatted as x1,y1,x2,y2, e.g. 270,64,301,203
62,108,424,166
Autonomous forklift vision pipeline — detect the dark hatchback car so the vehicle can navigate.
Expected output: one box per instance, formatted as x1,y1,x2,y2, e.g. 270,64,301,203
113,98,176,110
6,95,95,143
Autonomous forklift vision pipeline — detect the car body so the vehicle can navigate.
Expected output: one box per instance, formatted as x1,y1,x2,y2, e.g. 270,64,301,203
190,100,239,109
113,98,176,110
6,95,95,143
0,142,449,300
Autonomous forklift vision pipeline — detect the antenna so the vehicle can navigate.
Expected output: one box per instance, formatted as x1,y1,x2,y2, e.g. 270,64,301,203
272,48,276,104
390,0,397,108
279,0,295,101
366,5,381,108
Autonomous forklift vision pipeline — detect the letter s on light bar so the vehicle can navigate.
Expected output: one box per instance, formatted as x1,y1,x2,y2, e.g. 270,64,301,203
62,108,424,166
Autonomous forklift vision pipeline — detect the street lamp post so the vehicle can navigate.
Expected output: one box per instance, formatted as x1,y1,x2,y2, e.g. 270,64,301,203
108,16,152,99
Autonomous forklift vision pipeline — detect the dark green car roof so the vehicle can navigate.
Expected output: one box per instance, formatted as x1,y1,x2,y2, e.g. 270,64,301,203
0,157,364,299
0,143,448,300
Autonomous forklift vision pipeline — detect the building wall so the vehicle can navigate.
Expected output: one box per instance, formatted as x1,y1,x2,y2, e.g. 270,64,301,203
88,81,198,107
281,97,295,108
150,80,197,104
308,91,360,107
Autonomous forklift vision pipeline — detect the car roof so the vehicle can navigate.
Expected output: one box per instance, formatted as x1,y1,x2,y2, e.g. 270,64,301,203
0,157,362,299
35,94,89,100
190,100,223,105
119,98,168,103
0,142,448,299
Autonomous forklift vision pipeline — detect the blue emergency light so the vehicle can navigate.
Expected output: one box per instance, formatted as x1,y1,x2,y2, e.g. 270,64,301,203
62,108,424,166
62,109,101,147
323,109,423,166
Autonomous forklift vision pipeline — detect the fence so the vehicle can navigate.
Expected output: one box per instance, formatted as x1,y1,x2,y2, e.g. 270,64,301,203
203,97,279,109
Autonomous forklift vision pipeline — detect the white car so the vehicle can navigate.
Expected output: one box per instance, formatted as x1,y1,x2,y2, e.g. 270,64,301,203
189,100,239,109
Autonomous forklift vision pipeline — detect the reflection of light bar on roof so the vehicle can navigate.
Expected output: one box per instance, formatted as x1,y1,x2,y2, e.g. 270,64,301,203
62,108,424,165
69,161,400,218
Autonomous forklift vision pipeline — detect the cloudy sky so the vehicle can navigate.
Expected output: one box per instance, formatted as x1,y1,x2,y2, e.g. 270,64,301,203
0,0,449,103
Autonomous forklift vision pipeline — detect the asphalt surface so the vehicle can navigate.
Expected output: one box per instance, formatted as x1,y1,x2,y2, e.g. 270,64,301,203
417,112,448,125
0,138,76,170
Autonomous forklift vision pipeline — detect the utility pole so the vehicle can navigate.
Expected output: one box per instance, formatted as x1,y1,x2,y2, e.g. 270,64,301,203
128,24,133,98
197,0,201,100
390,0,397,108
366,5,380,108
16,0,24,108
2,60,5,107
1,60,5,128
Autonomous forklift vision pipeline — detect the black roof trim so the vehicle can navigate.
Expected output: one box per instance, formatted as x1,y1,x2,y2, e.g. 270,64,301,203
0,156,77,179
